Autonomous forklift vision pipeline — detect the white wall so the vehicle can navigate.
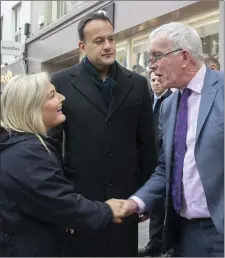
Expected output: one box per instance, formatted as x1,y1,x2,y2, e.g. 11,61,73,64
1,1,31,66
114,1,197,33
219,1,224,70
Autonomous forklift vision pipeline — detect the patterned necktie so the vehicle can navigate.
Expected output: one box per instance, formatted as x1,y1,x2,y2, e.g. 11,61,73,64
171,88,192,214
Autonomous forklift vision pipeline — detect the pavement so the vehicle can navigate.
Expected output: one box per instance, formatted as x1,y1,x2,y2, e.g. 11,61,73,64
138,219,150,248
138,220,174,257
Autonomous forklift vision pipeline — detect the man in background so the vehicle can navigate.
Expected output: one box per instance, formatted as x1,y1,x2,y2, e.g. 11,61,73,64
204,54,220,71
138,72,172,257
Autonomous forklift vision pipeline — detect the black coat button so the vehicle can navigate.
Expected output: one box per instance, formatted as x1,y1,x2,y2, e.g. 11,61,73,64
107,180,112,186
107,150,112,155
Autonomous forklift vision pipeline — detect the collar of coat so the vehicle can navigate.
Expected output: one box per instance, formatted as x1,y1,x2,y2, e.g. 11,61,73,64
69,59,134,80
67,60,139,120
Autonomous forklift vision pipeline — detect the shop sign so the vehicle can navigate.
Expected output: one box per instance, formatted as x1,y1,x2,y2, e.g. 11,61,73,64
1,40,24,57
1,58,26,92
1,70,13,84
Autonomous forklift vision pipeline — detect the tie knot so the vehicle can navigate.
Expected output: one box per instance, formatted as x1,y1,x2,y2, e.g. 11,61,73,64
181,88,192,99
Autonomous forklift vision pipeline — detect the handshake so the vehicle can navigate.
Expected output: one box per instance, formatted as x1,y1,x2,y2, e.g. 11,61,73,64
105,198,148,224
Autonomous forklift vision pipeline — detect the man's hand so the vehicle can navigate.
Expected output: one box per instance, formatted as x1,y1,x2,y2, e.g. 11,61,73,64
121,199,138,217
105,198,127,223
138,213,149,223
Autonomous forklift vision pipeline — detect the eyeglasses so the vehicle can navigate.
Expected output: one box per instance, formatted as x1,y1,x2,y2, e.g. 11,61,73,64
148,48,183,65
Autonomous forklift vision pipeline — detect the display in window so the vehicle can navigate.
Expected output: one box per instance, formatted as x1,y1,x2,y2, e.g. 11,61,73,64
201,33,219,59
116,42,128,68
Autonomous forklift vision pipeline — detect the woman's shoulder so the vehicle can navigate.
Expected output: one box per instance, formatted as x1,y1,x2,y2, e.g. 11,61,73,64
1,132,61,180
0,131,55,162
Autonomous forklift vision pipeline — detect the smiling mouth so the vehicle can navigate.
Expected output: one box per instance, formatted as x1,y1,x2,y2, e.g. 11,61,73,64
57,107,62,112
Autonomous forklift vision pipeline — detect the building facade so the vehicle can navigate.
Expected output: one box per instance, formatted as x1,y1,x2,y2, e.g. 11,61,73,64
1,0,31,66
26,0,224,76
1,1,31,91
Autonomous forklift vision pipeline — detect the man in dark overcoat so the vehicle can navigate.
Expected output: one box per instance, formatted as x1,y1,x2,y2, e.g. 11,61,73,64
50,12,157,257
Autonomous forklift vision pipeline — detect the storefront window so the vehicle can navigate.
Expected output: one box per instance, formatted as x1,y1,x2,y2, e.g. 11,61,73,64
182,9,219,59
116,41,129,68
131,35,149,77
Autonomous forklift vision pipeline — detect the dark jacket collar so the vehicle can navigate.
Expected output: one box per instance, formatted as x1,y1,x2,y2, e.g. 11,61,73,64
82,56,118,82
69,60,134,121
69,60,133,80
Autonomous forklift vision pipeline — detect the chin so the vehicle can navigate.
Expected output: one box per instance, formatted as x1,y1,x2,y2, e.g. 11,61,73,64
55,114,66,127
102,58,115,65
60,114,66,123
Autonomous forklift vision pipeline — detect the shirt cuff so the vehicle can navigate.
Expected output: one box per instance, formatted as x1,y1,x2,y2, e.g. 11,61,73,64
130,196,146,213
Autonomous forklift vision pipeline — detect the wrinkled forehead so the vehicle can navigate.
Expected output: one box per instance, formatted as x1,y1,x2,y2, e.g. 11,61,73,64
148,36,172,54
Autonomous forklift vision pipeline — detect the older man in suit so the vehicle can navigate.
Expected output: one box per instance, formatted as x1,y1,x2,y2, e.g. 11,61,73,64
122,22,224,257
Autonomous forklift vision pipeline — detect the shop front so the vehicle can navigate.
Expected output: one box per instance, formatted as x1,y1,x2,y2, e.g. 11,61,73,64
1,58,26,92
26,1,223,75
115,0,222,77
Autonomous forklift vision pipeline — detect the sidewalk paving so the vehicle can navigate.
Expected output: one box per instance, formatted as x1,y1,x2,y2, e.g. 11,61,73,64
138,219,150,248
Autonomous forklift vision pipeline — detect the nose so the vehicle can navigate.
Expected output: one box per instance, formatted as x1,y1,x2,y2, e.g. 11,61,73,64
103,39,111,50
149,62,157,73
58,92,65,102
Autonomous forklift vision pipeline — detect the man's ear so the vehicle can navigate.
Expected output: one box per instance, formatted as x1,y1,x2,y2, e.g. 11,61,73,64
210,64,217,70
78,41,86,53
181,49,191,68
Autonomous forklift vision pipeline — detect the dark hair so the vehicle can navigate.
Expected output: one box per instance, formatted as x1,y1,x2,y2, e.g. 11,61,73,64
203,54,220,70
78,12,113,41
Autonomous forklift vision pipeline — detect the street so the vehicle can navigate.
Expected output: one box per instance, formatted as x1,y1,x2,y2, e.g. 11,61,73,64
138,219,150,248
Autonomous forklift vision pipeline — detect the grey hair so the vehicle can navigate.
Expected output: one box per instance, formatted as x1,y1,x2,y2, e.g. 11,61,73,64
1,72,49,136
149,22,204,61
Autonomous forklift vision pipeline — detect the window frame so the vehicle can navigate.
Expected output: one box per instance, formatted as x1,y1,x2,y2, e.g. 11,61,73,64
13,3,22,43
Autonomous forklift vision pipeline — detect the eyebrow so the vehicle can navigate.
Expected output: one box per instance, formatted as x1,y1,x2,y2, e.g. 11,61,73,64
150,51,163,55
93,34,115,40
48,89,55,97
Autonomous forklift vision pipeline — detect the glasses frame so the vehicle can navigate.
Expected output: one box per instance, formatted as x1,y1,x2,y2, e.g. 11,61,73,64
148,48,184,65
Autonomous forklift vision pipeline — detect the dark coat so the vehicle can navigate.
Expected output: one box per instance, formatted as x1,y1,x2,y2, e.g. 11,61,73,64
0,131,112,257
152,90,173,155
50,61,157,256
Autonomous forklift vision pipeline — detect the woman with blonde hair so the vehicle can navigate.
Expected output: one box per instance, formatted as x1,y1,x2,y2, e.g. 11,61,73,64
0,73,125,256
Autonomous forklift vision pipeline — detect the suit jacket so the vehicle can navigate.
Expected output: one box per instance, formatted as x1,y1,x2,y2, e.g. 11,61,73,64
152,90,173,155
134,68,224,252
50,61,157,256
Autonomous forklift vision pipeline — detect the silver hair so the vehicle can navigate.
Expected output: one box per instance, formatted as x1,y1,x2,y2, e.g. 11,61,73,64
149,22,204,61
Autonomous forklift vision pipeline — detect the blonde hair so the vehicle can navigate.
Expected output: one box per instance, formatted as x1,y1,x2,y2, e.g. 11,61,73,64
1,72,51,152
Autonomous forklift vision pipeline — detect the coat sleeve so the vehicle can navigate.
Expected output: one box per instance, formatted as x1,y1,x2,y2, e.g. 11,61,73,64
137,77,157,184
8,142,113,232
134,100,166,212
48,72,64,155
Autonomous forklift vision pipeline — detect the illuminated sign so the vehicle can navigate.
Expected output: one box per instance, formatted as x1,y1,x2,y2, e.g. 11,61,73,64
0,58,26,92
1,70,13,84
